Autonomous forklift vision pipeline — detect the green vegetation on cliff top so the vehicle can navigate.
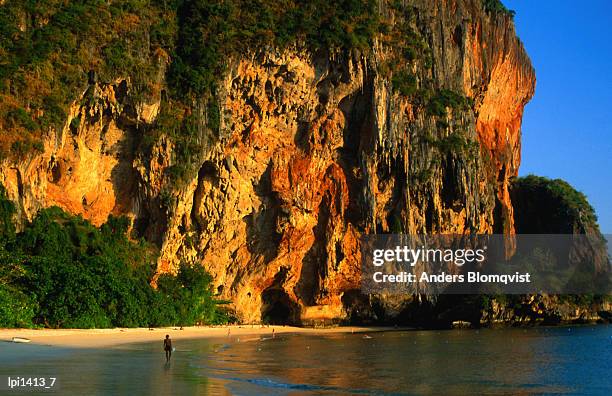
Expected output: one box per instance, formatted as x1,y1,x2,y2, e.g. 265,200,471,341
0,0,488,171
0,185,230,328
511,175,599,234
483,0,515,18
0,0,386,184
0,0,170,137
170,0,382,98
0,0,381,125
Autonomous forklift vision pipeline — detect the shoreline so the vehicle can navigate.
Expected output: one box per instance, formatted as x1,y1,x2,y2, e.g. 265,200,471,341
0,325,404,349
3,322,606,349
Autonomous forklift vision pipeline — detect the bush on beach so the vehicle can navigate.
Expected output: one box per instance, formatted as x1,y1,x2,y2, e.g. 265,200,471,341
0,185,228,329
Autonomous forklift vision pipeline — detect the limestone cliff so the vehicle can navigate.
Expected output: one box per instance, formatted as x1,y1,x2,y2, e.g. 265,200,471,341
0,0,538,324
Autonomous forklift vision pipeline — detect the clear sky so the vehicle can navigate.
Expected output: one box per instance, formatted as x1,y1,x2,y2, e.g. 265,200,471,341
504,0,612,233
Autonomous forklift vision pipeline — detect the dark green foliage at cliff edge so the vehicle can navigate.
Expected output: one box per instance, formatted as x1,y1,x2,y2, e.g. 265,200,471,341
511,175,599,234
482,0,515,18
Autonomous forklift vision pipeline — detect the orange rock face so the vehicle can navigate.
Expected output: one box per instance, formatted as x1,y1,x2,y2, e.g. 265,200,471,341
470,20,536,236
0,1,535,324
0,82,140,228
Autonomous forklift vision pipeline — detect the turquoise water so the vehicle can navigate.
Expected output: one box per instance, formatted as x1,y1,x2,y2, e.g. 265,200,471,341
2,326,612,395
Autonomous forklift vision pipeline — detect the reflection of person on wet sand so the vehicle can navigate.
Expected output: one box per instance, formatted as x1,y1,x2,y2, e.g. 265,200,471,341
164,335,172,362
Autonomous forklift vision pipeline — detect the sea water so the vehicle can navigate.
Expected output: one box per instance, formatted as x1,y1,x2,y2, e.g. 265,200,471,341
2,326,611,395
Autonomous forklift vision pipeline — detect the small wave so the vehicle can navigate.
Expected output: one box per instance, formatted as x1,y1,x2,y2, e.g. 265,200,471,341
217,375,409,395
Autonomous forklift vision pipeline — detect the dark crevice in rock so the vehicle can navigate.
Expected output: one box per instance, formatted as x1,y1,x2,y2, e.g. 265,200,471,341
261,288,301,325
245,163,282,263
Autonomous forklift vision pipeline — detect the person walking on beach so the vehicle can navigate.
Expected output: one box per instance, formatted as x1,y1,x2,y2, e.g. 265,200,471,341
164,335,172,362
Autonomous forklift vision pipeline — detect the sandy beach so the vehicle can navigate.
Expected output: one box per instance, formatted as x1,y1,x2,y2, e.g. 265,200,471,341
0,325,395,349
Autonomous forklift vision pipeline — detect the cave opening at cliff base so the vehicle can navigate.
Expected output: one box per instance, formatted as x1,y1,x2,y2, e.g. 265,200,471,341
261,288,299,325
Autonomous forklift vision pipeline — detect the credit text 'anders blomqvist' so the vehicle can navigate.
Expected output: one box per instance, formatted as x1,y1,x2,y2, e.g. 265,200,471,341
373,271,531,284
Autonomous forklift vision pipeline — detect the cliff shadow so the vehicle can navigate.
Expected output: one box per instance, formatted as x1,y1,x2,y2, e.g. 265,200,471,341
295,197,329,306
336,79,376,228
243,162,282,264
